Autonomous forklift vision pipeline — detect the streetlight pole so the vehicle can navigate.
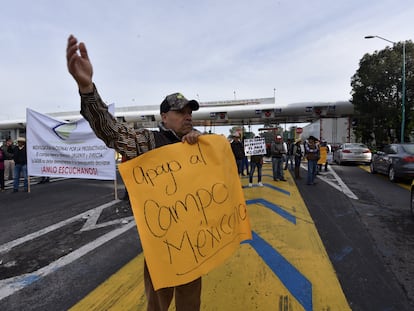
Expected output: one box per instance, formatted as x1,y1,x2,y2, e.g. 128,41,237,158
402,42,406,143
365,35,406,142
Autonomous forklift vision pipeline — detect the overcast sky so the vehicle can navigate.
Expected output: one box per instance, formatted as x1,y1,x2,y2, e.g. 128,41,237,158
1,0,413,129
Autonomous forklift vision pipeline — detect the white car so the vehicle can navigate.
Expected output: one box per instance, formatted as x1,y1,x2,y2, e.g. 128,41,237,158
334,143,372,165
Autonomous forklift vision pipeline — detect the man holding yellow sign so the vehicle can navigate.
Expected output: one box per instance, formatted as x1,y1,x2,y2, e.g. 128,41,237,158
66,35,251,311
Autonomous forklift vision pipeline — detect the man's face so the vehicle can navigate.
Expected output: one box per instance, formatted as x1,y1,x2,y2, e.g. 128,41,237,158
161,105,193,137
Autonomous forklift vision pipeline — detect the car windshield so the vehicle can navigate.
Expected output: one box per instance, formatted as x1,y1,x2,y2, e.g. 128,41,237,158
402,144,414,154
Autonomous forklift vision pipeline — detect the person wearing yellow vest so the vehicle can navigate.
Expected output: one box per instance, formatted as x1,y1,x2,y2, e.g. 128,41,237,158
318,140,329,172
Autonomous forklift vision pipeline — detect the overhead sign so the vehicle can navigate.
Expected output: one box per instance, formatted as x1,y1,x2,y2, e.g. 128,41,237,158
261,110,274,118
209,111,228,120
119,135,252,290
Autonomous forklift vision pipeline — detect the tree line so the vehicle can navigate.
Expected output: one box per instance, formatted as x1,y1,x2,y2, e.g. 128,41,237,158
351,41,413,147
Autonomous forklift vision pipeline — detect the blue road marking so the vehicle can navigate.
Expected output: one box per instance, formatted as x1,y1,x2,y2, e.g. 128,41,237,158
247,231,313,311
262,182,291,195
21,275,40,286
246,198,296,224
332,246,353,262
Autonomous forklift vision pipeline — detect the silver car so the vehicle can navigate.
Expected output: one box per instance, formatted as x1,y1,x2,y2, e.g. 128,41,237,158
334,143,372,165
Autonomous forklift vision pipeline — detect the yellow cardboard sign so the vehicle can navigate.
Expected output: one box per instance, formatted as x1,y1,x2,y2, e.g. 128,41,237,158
119,134,252,290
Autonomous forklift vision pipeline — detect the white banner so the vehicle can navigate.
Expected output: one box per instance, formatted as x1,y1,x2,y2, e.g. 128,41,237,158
244,137,266,156
26,108,116,180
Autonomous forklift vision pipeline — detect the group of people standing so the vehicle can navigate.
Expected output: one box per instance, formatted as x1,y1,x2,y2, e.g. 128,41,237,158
0,136,28,192
231,133,330,187
304,135,331,185
269,134,330,186
230,133,264,188
270,135,304,181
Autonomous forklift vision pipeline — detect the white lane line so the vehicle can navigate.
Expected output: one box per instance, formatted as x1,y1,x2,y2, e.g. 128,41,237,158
80,203,134,231
0,200,120,254
320,168,358,200
301,164,358,200
0,221,136,300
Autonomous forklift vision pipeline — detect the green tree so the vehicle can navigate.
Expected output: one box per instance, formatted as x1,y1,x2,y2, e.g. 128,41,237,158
351,41,414,146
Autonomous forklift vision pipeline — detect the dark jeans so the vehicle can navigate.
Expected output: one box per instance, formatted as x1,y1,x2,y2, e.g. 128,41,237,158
318,162,328,172
284,154,294,169
13,164,28,191
0,168,4,189
271,157,284,180
235,159,243,175
294,156,301,168
249,162,262,183
242,156,249,174
307,160,317,185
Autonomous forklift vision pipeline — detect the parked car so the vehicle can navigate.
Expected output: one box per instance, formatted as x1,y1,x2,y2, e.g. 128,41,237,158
333,143,372,165
370,143,414,182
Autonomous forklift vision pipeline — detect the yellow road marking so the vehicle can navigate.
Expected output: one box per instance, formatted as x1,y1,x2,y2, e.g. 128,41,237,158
71,165,350,310
69,255,147,311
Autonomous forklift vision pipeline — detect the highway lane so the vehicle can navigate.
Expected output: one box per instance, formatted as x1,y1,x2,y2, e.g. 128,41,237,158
0,165,413,310
0,176,139,310
318,163,414,308
299,162,414,310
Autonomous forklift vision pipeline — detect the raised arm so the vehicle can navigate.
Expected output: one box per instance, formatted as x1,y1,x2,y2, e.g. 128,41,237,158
66,35,94,93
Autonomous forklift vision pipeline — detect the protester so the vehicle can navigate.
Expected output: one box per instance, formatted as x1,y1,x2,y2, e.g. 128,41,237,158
284,138,294,170
231,133,245,177
241,138,249,176
3,137,15,180
248,137,264,187
304,136,320,185
270,135,286,181
66,34,203,311
242,153,249,176
0,147,5,191
317,140,329,172
293,138,303,179
13,137,28,192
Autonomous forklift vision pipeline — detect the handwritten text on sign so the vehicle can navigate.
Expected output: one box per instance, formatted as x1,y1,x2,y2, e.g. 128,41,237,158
244,137,266,156
119,135,252,290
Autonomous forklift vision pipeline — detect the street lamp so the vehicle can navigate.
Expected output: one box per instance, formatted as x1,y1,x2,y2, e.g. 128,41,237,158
365,35,406,143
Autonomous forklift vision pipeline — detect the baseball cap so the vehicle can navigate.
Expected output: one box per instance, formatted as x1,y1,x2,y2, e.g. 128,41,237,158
160,93,199,114
276,135,282,139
